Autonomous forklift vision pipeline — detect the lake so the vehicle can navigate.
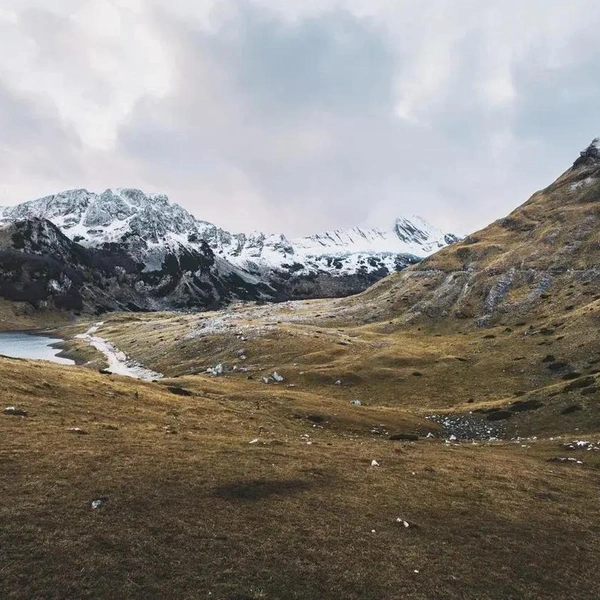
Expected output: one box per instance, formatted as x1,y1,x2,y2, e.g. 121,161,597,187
0,331,75,365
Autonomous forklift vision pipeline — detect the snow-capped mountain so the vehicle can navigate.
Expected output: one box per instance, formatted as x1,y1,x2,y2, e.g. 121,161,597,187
0,188,458,272
0,188,459,308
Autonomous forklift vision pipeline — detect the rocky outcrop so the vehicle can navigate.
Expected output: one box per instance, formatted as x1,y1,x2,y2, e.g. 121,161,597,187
0,219,271,313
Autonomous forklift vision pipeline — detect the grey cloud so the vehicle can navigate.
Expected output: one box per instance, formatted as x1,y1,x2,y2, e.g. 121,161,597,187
0,81,83,187
214,7,396,115
117,5,403,232
2,1,600,237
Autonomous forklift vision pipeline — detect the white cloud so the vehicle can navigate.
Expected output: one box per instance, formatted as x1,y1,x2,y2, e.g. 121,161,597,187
0,0,599,236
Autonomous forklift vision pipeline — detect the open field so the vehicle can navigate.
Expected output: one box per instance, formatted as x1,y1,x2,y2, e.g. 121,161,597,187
58,292,600,439
1,283,600,599
5,160,600,598
2,354,600,600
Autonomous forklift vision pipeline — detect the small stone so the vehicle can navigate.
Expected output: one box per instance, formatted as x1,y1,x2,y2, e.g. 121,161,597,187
206,364,224,376
67,427,87,435
90,497,109,510
4,406,27,416
371,459,380,467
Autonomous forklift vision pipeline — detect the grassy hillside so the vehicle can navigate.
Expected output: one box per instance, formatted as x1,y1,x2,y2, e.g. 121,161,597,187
2,356,600,600
4,149,600,599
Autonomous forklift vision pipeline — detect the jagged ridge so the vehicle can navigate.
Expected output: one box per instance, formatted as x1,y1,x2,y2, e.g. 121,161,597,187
0,188,458,277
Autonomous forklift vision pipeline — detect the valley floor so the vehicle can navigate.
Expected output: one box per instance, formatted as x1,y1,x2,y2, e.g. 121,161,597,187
2,298,600,599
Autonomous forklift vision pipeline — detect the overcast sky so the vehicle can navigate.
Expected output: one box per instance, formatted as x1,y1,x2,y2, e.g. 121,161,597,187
1,1,599,237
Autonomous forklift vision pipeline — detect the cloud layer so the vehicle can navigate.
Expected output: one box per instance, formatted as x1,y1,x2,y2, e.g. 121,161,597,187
1,0,599,236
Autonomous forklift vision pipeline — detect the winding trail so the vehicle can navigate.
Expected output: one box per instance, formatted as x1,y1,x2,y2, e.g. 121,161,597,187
75,322,163,381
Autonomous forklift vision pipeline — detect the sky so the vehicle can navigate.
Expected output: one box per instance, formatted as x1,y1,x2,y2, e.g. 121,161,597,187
1,0,599,237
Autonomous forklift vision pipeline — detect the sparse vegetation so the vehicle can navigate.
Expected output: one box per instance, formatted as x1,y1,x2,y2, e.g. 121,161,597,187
3,149,600,599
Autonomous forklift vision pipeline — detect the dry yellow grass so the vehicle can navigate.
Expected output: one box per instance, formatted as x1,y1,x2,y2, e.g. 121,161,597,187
4,158,600,598
2,355,600,600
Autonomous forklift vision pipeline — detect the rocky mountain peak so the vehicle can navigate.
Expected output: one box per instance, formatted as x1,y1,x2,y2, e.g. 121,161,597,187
0,187,460,307
573,138,600,168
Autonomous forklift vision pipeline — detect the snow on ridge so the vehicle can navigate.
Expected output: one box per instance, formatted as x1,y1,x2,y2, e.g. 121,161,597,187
0,187,459,276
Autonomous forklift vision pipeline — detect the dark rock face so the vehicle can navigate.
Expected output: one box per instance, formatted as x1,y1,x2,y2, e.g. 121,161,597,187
0,219,271,313
573,138,600,168
0,188,461,309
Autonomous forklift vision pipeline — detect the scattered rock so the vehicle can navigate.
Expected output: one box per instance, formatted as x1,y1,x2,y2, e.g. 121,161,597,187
206,363,224,376
427,413,503,440
90,497,109,510
563,440,600,451
350,400,362,406
98,368,111,375
67,427,87,435
334,379,342,386
4,406,27,417
547,457,583,464
370,460,380,468
271,371,284,383
412,371,423,377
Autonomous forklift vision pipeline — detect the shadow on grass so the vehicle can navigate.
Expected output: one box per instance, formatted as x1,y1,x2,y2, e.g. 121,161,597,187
213,478,313,501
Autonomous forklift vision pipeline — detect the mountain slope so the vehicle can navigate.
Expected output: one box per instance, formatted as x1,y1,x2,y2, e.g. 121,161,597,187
0,218,269,313
336,138,600,327
0,188,458,300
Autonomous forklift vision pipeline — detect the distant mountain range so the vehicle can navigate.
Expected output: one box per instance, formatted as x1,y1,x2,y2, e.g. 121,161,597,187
0,188,459,312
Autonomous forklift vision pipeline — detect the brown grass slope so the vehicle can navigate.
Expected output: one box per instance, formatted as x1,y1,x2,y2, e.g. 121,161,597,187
2,357,600,600
3,145,600,599
339,143,600,329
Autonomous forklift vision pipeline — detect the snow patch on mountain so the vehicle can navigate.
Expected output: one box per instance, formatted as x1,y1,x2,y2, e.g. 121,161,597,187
0,188,459,279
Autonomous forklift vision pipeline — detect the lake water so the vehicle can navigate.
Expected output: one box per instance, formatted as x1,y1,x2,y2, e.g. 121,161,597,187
0,331,75,365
